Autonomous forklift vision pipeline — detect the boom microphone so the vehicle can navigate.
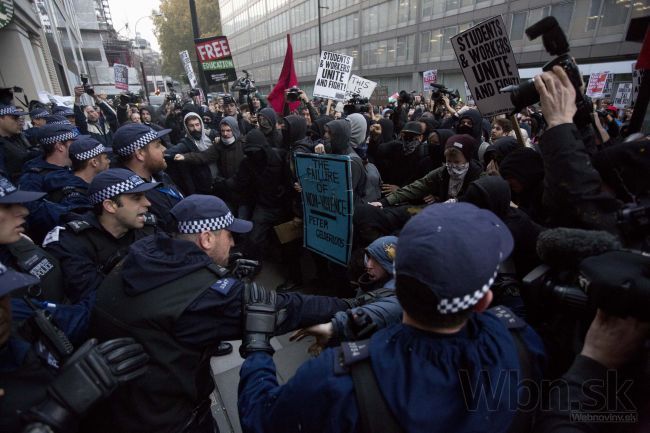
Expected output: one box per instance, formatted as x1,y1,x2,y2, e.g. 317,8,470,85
536,228,622,269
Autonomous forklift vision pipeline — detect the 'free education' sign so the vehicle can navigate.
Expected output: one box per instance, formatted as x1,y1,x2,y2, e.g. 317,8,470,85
313,51,353,101
294,153,353,266
195,36,237,84
451,16,519,117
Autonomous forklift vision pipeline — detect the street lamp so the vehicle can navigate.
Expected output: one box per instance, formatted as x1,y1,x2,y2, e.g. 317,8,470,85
317,1,329,55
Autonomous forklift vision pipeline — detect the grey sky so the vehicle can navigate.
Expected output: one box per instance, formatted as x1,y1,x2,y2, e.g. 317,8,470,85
108,0,162,52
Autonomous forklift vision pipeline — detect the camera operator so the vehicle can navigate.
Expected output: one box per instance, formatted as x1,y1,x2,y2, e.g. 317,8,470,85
533,66,622,235
73,86,118,148
283,87,318,124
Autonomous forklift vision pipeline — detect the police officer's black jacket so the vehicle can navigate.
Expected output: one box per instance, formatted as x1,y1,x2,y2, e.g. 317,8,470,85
44,211,157,303
0,133,40,181
86,233,350,433
0,236,65,302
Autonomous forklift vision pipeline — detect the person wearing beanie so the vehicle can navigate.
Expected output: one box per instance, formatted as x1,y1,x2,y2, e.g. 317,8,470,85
374,133,483,207
375,120,426,188
499,147,545,223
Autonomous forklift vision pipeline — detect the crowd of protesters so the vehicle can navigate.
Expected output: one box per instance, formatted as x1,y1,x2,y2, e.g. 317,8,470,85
0,62,649,433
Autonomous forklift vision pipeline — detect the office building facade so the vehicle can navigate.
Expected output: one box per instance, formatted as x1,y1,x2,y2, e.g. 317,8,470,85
219,0,647,100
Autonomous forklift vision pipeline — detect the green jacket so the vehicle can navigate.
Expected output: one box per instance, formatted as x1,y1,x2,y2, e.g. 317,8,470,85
385,161,483,205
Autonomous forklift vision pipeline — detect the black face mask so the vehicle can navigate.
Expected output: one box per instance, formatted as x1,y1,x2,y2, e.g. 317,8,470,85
189,130,202,140
457,124,473,136
245,148,266,165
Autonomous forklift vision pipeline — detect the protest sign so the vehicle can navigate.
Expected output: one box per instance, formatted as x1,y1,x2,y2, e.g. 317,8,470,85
345,74,377,100
114,64,128,91
194,36,236,85
613,83,633,109
602,73,613,97
370,85,388,107
632,62,645,106
422,69,437,92
294,153,353,266
463,81,475,105
179,50,199,88
313,51,353,101
586,71,610,98
450,16,518,117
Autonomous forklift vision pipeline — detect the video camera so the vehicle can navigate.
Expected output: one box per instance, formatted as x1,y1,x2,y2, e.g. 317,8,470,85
232,70,257,104
80,74,95,97
286,86,302,103
343,93,369,115
430,83,461,107
119,92,140,105
500,16,588,118
166,81,182,109
523,228,649,322
188,88,201,98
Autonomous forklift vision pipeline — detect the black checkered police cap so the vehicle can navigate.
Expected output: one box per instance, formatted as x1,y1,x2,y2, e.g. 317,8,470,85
112,123,172,157
170,195,253,234
396,202,514,314
0,261,40,297
0,175,46,204
29,108,49,119
70,135,111,161
37,123,79,147
88,168,160,205
0,104,27,117
44,115,71,125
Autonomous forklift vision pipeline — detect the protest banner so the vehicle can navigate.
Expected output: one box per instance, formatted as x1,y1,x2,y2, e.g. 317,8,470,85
345,74,377,100
370,85,388,107
114,64,128,91
463,81,475,105
313,51,353,101
602,73,613,97
194,36,236,85
613,83,632,109
450,16,518,117
422,69,437,92
294,153,353,266
586,71,610,98
179,50,199,88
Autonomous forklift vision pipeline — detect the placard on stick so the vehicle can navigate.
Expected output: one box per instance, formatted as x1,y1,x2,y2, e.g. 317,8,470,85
450,16,519,117
294,153,353,266
114,64,128,91
586,71,610,98
422,69,437,92
313,51,353,101
345,74,377,100
613,83,633,109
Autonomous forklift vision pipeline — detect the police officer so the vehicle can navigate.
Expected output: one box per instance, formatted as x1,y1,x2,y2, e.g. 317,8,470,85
87,194,355,433
46,135,111,210
18,123,81,241
238,203,546,433
24,107,49,146
0,103,40,181
112,123,183,229
0,261,149,433
44,168,159,304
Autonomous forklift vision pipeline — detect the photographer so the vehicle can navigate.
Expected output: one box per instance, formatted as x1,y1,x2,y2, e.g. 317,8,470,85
73,86,118,148
283,88,318,125
534,66,622,234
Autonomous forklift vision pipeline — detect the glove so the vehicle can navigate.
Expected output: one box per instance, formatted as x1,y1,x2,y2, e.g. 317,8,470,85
239,283,277,358
231,258,261,280
25,338,149,431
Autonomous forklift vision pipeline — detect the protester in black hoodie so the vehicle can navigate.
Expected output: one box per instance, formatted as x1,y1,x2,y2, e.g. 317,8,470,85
257,107,283,148
499,147,546,224
231,129,291,259
414,128,454,179
324,119,367,205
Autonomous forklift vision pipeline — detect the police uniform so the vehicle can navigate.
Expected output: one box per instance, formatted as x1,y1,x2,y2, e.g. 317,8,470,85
86,195,352,433
112,123,184,230
17,123,81,241
238,203,547,433
44,168,160,303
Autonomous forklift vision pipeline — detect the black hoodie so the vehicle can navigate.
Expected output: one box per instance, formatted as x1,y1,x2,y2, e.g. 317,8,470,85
326,119,367,204
230,129,289,208
415,128,454,178
460,176,543,279
258,107,283,148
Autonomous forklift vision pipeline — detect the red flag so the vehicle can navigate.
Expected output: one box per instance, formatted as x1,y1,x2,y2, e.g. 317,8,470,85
636,26,650,69
267,34,299,114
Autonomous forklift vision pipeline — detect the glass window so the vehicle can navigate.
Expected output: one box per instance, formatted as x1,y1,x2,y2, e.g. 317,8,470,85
552,1,574,34
586,0,602,31
446,0,459,10
422,0,433,17
461,0,474,6
510,11,527,41
601,0,628,27
398,0,410,24
442,26,457,53
527,7,550,29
